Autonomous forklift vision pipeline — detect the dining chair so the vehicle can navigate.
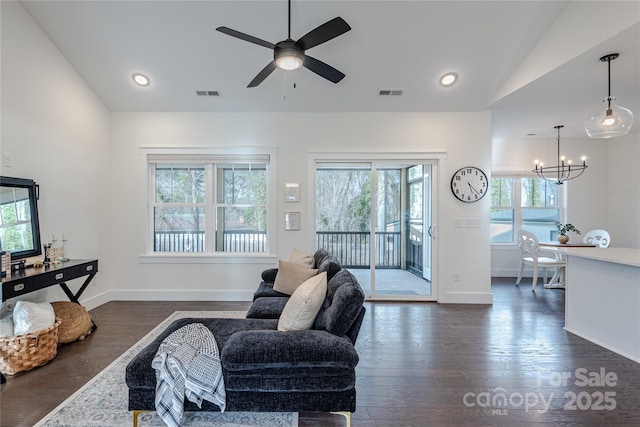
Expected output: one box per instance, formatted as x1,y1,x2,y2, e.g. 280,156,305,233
515,230,566,291
583,229,610,248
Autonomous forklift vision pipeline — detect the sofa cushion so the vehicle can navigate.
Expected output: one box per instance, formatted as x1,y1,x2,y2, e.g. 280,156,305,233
278,272,327,331
222,329,358,392
125,317,278,390
260,268,279,284
252,282,289,301
289,248,315,268
273,260,318,295
317,256,342,282
314,269,365,337
313,248,329,268
246,297,289,319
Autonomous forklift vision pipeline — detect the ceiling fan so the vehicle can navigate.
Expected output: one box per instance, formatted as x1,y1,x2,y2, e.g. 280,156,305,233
216,0,351,87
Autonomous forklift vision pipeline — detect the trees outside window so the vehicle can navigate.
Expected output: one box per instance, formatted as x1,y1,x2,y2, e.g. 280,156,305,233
491,177,561,243
150,159,270,254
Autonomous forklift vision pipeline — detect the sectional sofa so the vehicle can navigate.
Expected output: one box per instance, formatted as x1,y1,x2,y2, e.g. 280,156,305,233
125,248,366,426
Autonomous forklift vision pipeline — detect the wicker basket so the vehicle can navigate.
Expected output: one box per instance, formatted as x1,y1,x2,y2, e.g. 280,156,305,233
0,320,61,375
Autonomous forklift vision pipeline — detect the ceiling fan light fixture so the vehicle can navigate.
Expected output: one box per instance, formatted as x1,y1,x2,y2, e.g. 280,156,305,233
585,53,634,139
275,54,303,71
274,42,304,71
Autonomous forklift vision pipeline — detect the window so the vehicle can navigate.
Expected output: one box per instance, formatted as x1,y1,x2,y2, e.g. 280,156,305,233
145,149,274,255
491,177,562,243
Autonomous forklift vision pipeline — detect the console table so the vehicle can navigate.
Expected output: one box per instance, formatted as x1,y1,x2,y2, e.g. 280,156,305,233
1,259,98,304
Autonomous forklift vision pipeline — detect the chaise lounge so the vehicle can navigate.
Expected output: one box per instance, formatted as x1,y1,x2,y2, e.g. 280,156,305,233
125,249,365,426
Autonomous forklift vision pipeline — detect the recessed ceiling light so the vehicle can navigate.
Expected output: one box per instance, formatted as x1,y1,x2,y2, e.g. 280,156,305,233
440,72,458,87
132,73,150,86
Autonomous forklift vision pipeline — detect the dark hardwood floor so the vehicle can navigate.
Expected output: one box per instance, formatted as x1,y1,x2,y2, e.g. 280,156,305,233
2,278,640,426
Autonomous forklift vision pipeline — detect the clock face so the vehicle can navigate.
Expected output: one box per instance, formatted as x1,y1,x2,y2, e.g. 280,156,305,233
451,167,488,203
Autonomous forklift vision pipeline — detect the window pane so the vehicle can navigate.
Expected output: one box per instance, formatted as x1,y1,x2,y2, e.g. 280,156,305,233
221,164,267,204
521,178,558,207
154,207,205,252
217,207,266,252
376,170,401,230
407,165,422,182
491,208,514,243
491,178,513,207
522,208,560,242
316,169,371,232
155,165,205,204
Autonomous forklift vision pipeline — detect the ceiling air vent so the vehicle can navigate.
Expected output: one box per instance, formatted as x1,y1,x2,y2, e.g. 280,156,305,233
379,89,403,96
196,90,220,97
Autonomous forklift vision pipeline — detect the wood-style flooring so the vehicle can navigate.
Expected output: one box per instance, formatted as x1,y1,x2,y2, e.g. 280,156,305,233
2,278,640,426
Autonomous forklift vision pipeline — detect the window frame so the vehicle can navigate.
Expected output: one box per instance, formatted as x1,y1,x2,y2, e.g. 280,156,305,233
139,147,277,263
491,173,566,245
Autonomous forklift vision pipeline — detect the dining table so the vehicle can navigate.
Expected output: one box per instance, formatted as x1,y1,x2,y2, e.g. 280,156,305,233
537,241,596,288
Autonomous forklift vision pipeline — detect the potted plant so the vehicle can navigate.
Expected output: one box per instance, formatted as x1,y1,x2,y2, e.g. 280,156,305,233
554,221,581,244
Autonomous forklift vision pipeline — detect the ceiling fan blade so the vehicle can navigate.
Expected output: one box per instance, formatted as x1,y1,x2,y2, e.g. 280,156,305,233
248,61,278,87
216,26,275,49
303,55,345,84
295,17,351,51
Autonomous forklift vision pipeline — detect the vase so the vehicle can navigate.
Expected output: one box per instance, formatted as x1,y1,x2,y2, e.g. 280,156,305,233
557,234,569,244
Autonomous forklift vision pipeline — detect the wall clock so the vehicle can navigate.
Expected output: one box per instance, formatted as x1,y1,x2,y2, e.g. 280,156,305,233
451,166,488,203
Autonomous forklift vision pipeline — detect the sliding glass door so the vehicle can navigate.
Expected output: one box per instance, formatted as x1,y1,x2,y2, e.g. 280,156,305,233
315,159,437,300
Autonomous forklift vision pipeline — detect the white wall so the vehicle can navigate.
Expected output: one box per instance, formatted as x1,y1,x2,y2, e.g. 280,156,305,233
110,112,493,304
491,132,639,277
607,132,640,248
1,1,112,309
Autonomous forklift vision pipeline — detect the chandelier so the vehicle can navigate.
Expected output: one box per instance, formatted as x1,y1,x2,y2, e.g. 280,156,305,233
533,125,587,185
584,53,634,138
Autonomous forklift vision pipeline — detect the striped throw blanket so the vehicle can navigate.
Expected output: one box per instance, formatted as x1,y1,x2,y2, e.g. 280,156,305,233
152,323,226,427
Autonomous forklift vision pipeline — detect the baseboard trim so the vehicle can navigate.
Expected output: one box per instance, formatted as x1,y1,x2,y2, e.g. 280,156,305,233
440,291,493,304
106,289,255,303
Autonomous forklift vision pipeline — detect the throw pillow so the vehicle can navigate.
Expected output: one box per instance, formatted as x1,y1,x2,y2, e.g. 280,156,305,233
278,272,328,331
273,260,318,295
289,248,315,268
12,301,55,336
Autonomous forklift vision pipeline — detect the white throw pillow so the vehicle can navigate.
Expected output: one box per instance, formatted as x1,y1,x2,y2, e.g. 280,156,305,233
278,272,328,331
12,301,55,336
289,248,315,268
273,260,318,295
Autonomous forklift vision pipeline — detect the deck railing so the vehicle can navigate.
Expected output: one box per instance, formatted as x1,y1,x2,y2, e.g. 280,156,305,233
154,230,403,269
316,231,401,268
154,230,266,252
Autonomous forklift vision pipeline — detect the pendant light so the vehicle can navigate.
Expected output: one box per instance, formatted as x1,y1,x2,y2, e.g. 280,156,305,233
584,53,634,138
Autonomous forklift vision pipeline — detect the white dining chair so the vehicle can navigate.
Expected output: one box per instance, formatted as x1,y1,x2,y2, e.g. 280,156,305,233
515,230,566,291
583,229,610,248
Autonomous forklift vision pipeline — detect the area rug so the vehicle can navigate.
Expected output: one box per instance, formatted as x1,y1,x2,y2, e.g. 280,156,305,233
34,311,298,427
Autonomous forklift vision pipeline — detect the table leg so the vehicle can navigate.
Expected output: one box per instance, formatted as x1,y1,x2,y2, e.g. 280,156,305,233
544,266,565,289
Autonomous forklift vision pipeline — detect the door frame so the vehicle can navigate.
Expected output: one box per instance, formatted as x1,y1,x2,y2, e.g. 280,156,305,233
308,152,445,301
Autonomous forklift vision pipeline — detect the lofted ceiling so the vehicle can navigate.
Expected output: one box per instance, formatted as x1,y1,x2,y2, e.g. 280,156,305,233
19,1,640,139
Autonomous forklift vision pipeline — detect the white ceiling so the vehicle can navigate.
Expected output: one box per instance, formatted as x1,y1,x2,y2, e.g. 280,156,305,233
19,1,640,139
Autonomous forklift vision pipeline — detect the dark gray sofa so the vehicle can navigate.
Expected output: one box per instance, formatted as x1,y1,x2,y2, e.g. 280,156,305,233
247,248,343,319
125,252,365,424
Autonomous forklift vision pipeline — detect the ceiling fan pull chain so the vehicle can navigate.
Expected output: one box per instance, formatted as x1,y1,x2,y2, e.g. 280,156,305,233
283,73,287,100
